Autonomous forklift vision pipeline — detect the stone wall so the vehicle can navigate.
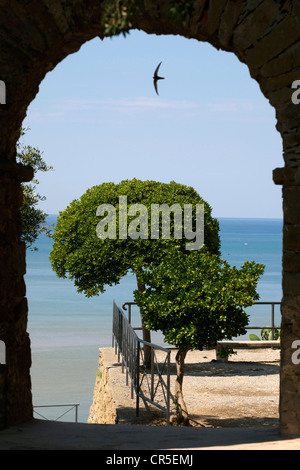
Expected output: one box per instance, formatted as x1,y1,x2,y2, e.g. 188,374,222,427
0,165,33,427
0,365,6,429
88,350,118,425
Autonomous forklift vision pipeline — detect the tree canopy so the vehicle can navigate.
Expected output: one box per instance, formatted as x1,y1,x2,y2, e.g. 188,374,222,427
134,247,265,351
50,178,220,296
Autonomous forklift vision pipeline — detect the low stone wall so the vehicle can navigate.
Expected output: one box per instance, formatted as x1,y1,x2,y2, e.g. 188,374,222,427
87,350,118,425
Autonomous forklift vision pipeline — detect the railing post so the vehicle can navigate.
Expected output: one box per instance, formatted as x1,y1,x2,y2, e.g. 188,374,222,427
112,302,115,348
150,348,154,401
166,351,170,425
131,336,135,399
271,302,275,340
122,302,133,324
136,341,140,417
128,303,132,324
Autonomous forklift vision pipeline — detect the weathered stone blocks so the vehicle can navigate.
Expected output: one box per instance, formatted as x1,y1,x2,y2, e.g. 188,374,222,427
233,0,281,52
0,365,6,430
88,351,117,425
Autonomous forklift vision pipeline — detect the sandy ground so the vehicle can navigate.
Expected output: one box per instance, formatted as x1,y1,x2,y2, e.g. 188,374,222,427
171,348,280,428
103,347,280,428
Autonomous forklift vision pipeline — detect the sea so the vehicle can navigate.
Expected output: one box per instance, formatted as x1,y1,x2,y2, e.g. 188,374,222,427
26,216,283,423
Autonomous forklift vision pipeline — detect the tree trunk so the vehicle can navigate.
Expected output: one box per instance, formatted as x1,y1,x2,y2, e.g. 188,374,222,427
136,276,151,367
174,348,190,425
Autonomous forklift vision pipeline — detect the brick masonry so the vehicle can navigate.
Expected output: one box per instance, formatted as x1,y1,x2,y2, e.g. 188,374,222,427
0,0,299,436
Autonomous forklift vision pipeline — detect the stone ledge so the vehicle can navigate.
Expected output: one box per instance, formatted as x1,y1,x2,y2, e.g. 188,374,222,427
216,340,280,362
87,348,118,425
217,340,281,348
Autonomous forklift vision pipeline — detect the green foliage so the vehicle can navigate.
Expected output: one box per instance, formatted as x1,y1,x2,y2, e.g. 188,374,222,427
102,0,137,37
261,326,280,340
134,247,265,351
217,346,237,359
50,179,220,297
249,327,280,341
249,333,260,341
17,128,53,250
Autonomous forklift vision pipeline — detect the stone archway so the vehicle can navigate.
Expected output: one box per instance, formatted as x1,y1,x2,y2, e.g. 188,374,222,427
0,0,300,437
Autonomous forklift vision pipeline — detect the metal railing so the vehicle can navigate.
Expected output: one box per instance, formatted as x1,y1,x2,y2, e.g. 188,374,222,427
33,404,80,422
122,301,281,340
112,301,171,424
112,300,281,423
246,301,281,339
122,302,139,327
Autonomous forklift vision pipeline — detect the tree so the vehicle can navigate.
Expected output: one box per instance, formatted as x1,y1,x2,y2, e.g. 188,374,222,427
17,128,53,250
134,246,265,425
50,178,220,357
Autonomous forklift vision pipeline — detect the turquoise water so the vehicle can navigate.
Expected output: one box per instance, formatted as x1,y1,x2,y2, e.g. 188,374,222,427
26,216,283,423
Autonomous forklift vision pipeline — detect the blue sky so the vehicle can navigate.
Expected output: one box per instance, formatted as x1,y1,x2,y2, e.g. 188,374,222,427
22,30,283,219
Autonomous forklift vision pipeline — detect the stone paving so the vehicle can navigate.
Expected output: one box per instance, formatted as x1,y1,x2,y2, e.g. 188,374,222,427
1,419,300,450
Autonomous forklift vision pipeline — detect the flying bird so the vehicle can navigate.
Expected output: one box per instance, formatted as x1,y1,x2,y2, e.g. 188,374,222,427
153,62,164,95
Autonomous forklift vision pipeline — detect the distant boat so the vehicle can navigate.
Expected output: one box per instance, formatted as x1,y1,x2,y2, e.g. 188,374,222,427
244,242,248,245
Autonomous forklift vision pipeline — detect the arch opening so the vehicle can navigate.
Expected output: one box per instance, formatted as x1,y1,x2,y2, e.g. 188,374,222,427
23,30,282,425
